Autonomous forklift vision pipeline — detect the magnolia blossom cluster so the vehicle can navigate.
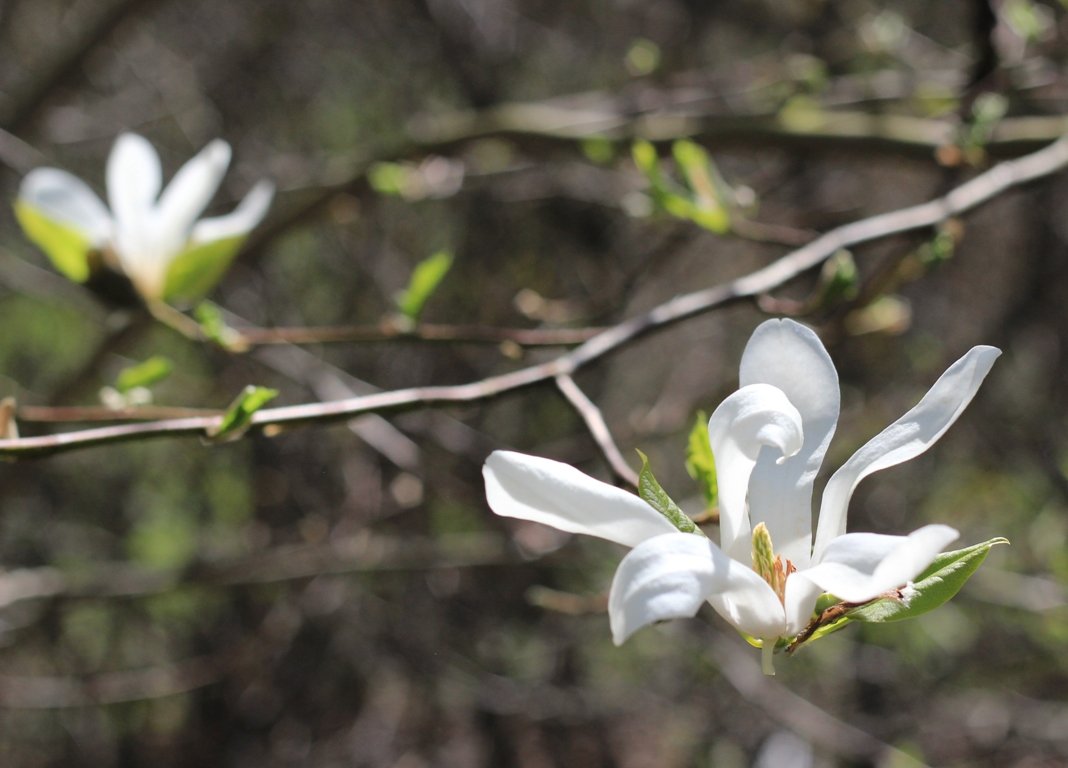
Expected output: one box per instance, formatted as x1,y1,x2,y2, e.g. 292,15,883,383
484,319,999,672
17,133,273,302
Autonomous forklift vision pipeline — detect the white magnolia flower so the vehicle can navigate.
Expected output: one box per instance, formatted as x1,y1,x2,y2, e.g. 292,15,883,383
484,319,1000,672
16,133,274,302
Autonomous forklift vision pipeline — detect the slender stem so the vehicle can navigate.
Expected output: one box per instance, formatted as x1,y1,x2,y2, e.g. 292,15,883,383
760,642,776,676
554,374,638,487
231,320,602,348
4,136,1068,458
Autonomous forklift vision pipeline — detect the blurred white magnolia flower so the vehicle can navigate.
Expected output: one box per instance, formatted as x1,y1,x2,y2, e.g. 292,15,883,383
484,319,1000,673
16,133,274,302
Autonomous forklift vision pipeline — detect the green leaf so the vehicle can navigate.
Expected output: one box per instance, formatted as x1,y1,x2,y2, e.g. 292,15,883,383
208,385,279,442
847,537,1010,624
624,38,661,76
395,250,453,320
631,140,660,176
815,250,859,306
919,228,956,267
580,137,615,165
368,161,410,197
193,302,246,350
163,236,245,303
194,302,227,342
684,410,718,510
670,140,731,233
115,356,173,394
636,450,697,534
14,202,94,282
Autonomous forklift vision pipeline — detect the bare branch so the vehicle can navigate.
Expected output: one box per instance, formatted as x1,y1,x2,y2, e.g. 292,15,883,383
554,374,638,487
236,321,603,348
3,136,1067,458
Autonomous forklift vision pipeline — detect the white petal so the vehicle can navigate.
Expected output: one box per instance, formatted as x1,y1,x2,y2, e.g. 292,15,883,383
708,383,803,563
482,451,677,549
800,524,958,603
782,574,823,636
812,346,1001,561
740,319,840,567
190,180,274,245
154,139,232,255
107,133,162,262
609,532,786,644
18,168,111,245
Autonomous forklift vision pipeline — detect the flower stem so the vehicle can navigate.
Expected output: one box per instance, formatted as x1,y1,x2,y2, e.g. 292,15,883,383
761,642,776,676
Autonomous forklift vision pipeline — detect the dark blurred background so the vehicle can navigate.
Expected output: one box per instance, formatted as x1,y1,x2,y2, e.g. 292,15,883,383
1,1,1067,765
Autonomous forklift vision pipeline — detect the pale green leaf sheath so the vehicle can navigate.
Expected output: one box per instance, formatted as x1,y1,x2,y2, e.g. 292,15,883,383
15,133,274,303
482,319,1003,674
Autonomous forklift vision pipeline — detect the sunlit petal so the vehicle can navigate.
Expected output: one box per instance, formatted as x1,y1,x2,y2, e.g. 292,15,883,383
812,346,1000,561
106,133,162,262
609,532,786,644
800,524,958,603
782,573,823,636
740,319,840,567
18,168,111,245
155,139,232,255
483,451,677,549
708,383,803,563
190,180,274,245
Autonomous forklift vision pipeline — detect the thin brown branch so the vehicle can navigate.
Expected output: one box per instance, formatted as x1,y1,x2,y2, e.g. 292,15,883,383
246,95,1068,263
235,321,604,348
554,374,638,487
2,135,1067,458
17,405,221,423
407,101,1068,160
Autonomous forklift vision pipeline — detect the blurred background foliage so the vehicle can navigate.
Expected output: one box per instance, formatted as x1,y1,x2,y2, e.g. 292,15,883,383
1,0,1067,765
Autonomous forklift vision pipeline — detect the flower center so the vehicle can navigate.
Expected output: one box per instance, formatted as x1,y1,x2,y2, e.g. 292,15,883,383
751,522,795,605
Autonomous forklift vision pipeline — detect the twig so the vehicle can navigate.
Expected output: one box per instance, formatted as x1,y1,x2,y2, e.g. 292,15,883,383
554,374,638,487
17,405,220,423
3,136,1067,458
235,321,603,348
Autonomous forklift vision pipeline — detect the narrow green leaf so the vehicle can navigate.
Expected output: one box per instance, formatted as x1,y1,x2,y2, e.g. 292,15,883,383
193,302,246,350
918,228,956,267
208,386,279,442
14,202,94,282
815,250,859,307
670,140,731,233
847,537,1009,624
395,250,453,320
194,302,227,342
368,162,410,197
163,236,245,303
115,356,173,394
631,140,660,176
684,410,718,510
636,450,697,534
